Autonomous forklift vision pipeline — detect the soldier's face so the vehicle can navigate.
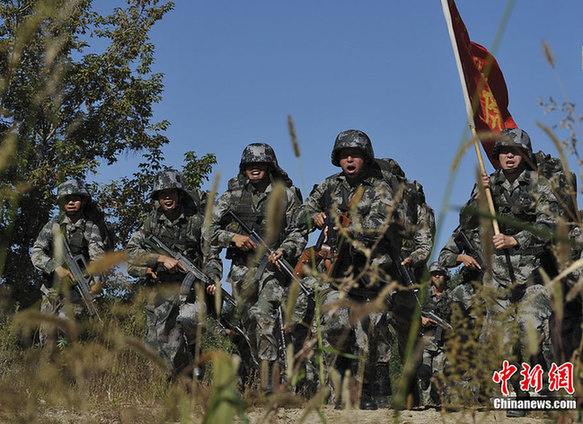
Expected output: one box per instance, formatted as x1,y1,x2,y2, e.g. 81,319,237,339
338,148,365,177
431,273,446,289
157,189,180,212
499,147,523,171
245,163,268,182
63,195,85,216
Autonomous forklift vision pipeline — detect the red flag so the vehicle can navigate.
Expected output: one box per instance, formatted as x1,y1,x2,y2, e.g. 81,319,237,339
446,0,517,168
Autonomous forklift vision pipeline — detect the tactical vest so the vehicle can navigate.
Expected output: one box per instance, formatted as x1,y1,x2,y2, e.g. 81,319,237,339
491,172,538,237
49,217,89,298
53,217,89,259
231,183,290,248
142,206,203,266
233,187,267,235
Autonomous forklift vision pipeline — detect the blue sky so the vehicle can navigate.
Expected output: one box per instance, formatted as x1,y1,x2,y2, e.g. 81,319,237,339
95,0,583,263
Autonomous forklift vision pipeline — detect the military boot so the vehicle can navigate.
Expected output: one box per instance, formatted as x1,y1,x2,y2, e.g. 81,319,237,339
262,361,275,394
360,385,378,410
373,362,392,408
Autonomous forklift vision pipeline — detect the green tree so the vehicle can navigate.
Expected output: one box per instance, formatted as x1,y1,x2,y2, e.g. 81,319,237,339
0,0,215,308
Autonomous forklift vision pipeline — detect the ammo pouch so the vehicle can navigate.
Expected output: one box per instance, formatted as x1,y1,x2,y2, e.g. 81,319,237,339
434,325,443,345
225,246,240,260
509,283,527,303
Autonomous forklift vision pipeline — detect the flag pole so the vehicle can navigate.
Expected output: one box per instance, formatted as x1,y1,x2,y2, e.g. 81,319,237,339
440,0,500,234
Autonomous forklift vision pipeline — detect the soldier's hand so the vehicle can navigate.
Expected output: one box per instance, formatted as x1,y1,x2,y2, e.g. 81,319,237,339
146,267,158,280
421,316,436,326
268,248,284,268
492,233,517,250
89,282,102,296
480,172,490,190
206,284,217,295
55,265,74,282
401,257,413,268
314,212,326,229
157,254,187,273
232,234,256,251
457,254,481,270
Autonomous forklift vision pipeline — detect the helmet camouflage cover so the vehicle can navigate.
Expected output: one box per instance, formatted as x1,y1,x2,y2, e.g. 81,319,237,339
151,169,187,199
429,261,450,279
492,128,533,162
57,178,91,201
331,129,375,166
239,143,279,171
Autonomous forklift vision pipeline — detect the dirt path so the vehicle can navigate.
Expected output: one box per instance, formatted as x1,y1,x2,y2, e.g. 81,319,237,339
244,406,560,424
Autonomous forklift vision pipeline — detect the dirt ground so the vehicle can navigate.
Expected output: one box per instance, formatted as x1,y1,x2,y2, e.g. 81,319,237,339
243,405,569,424
34,404,578,423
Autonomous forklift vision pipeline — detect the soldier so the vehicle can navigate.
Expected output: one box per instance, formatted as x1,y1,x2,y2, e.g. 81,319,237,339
126,169,216,381
295,129,407,410
462,128,557,417
209,143,306,392
374,169,435,408
418,262,452,406
31,178,105,348
438,224,484,318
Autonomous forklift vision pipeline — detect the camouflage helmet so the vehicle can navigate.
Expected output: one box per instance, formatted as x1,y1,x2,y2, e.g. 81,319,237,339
151,169,187,199
331,129,374,166
429,261,450,280
492,128,533,163
57,178,91,201
239,143,279,171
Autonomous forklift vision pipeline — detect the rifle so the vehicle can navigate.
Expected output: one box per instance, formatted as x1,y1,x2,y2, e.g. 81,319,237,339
296,191,352,278
397,254,417,287
292,229,331,278
453,229,486,271
61,238,103,324
146,235,237,304
227,210,310,297
422,310,453,330
145,235,260,368
227,210,313,373
422,309,452,345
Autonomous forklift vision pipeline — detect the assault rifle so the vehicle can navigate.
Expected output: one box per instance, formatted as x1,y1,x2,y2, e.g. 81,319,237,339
453,229,486,271
145,235,259,368
145,235,213,297
397,254,417,287
228,210,313,372
422,310,452,344
293,191,351,278
422,310,453,330
227,210,310,296
145,235,243,309
61,238,103,324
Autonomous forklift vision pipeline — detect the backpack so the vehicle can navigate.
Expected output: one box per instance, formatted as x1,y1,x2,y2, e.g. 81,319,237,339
534,150,578,222
84,201,117,251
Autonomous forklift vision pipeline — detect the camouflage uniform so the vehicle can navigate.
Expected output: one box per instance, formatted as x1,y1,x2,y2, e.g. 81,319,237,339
126,170,216,379
419,262,451,405
372,164,435,405
438,225,484,316
30,178,105,346
208,143,306,366
462,129,557,381
295,130,405,408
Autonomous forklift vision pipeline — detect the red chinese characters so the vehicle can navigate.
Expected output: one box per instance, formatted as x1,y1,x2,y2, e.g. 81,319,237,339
549,362,575,394
493,361,575,395
492,360,517,396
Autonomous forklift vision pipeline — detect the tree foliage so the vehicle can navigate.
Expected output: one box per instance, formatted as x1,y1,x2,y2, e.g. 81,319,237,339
0,0,215,308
